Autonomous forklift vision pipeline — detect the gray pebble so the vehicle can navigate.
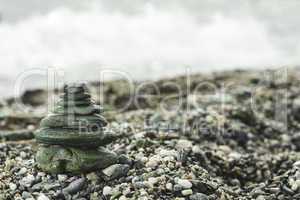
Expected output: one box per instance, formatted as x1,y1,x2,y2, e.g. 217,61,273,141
17,167,28,175
102,164,130,180
190,193,209,200
178,179,192,189
173,184,183,192
133,181,146,189
44,182,60,190
31,183,43,191
19,174,35,187
63,177,86,194
37,193,50,200
22,191,32,199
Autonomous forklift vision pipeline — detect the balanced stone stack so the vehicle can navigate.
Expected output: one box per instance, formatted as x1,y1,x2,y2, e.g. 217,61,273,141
34,83,119,173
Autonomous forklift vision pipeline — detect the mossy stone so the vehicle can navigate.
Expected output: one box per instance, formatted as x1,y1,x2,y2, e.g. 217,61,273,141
36,145,118,174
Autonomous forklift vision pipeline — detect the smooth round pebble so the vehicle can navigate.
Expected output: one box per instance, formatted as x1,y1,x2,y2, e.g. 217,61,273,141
103,186,113,196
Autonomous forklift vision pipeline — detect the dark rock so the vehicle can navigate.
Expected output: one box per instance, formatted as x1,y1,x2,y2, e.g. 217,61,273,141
21,89,46,106
0,130,34,141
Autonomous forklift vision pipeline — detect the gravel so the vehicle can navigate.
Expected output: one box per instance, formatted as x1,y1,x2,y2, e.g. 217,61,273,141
2,69,300,199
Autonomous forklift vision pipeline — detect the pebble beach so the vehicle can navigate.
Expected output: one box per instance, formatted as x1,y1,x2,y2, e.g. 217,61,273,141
1,68,300,200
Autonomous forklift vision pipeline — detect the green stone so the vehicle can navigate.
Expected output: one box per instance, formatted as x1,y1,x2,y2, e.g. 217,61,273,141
34,83,120,173
36,145,119,174
53,105,102,115
34,128,106,148
40,114,107,129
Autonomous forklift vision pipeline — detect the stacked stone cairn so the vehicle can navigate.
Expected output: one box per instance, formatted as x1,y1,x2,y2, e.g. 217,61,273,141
34,83,119,173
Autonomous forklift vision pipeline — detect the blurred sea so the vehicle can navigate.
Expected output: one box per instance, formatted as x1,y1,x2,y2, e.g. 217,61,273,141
0,0,300,97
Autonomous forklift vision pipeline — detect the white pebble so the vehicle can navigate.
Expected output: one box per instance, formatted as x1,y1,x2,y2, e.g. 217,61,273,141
37,172,46,177
229,152,242,160
192,145,202,154
103,186,113,196
178,179,192,189
138,196,148,200
176,139,192,150
37,193,50,200
294,161,300,168
20,174,35,187
292,180,300,191
181,189,193,196
141,157,148,163
163,156,175,162
119,195,128,200
122,187,131,196
57,174,68,182
17,167,27,175
86,172,98,182
145,155,161,168
159,149,178,158
20,151,27,158
9,183,17,191
166,182,173,191
256,195,266,200
147,177,158,186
